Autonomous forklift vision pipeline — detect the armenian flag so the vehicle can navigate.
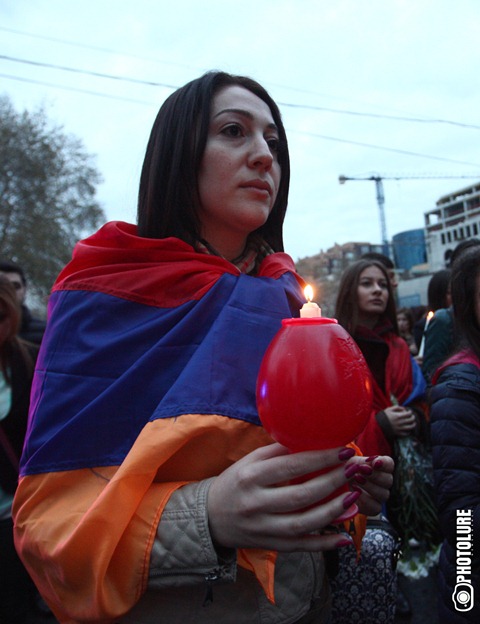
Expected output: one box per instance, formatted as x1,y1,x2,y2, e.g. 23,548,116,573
13,221,305,622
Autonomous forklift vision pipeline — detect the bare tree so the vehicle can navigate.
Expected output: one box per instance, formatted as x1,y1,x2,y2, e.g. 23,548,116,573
0,95,105,301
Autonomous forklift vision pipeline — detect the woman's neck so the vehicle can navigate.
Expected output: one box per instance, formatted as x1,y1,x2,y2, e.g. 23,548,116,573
356,313,380,331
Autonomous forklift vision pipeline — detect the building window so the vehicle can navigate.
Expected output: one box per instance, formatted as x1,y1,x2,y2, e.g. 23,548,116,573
441,233,445,244
474,223,479,236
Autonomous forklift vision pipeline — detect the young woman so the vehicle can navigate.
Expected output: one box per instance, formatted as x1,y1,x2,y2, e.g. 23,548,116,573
12,72,393,624
0,277,38,623
334,259,425,458
430,246,480,623
334,260,437,621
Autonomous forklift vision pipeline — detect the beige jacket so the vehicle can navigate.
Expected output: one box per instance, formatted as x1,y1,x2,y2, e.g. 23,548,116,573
120,479,330,624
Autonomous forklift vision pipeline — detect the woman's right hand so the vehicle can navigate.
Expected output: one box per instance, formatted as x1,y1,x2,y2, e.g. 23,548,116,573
383,405,416,437
207,443,363,553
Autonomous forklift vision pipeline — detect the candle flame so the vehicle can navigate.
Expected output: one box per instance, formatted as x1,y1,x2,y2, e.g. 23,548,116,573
304,284,314,302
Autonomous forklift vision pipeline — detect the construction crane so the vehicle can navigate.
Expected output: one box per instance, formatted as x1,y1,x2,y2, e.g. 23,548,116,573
338,173,480,257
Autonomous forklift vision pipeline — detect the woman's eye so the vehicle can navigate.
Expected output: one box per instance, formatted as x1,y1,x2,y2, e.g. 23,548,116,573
221,124,243,138
267,137,279,152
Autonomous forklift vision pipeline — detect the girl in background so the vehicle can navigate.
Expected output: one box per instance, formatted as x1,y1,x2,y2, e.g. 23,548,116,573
334,259,424,458
397,306,418,356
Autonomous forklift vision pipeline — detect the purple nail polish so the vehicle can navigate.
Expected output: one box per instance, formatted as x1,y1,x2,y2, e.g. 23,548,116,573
373,459,384,470
338,447,356,461
344,463,358,479
332,504,359,523
336,538,354,548
343,490,361,509
358,464,373,475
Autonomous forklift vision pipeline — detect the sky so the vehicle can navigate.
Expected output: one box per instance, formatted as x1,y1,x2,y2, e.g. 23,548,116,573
1,0,480,261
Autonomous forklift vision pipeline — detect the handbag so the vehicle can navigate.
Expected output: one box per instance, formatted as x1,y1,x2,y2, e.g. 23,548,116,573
329,516,402,624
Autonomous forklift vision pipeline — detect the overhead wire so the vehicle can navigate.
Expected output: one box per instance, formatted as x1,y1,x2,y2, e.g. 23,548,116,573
1,53,480,131
2,25,478,127
1,31,480,169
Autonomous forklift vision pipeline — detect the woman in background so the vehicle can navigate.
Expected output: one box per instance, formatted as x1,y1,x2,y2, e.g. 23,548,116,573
334,259,439,621
334,259,425,458
430,246,480,623
0,276,38,624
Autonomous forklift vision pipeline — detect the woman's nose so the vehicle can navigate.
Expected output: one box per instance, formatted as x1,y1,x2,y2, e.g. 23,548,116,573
248,135,273,170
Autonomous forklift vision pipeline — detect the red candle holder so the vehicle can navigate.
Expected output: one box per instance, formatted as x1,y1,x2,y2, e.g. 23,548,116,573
256,317,372,452
256,316,372,506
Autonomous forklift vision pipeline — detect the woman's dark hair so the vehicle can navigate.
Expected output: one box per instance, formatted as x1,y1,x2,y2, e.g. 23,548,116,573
334,260,398,335
451,246,480,359
427,269,451,311
137,71,290,252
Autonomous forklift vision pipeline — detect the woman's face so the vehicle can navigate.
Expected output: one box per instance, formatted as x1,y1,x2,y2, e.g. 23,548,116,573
357,265,389,322
397,313,409,333
197,85,281,260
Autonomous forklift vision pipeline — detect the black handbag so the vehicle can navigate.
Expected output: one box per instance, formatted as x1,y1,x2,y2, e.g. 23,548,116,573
329,516,402,624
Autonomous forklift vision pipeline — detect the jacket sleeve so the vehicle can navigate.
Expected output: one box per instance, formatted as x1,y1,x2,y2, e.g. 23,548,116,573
148,478,236,589
430,367,480,550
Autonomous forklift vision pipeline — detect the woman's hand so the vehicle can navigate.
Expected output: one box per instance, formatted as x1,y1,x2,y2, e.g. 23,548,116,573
348,455,395,517
207,444,393,552
384,405,416,437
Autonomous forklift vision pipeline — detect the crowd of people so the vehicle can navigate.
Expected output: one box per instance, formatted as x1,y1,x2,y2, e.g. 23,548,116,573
1,71,478,623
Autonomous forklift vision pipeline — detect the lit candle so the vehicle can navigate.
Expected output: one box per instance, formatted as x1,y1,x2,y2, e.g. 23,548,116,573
300,285,321,318
418,310,434,358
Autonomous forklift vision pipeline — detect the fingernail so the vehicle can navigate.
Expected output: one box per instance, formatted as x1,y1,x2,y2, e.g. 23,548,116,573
344,463,358,479
332,504,359,523
353,474,367,484
366,455,379,462
343,490,361,509
373,459,384,470
338,447,356,461
336,538,354,548
358,464,373,475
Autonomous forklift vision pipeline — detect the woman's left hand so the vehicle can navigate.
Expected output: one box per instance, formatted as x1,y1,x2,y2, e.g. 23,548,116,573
344,455,394,517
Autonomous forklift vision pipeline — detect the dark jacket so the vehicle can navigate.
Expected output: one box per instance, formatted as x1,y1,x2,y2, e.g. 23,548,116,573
20,304,46,346
430,358,480,622
0,340,38,494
